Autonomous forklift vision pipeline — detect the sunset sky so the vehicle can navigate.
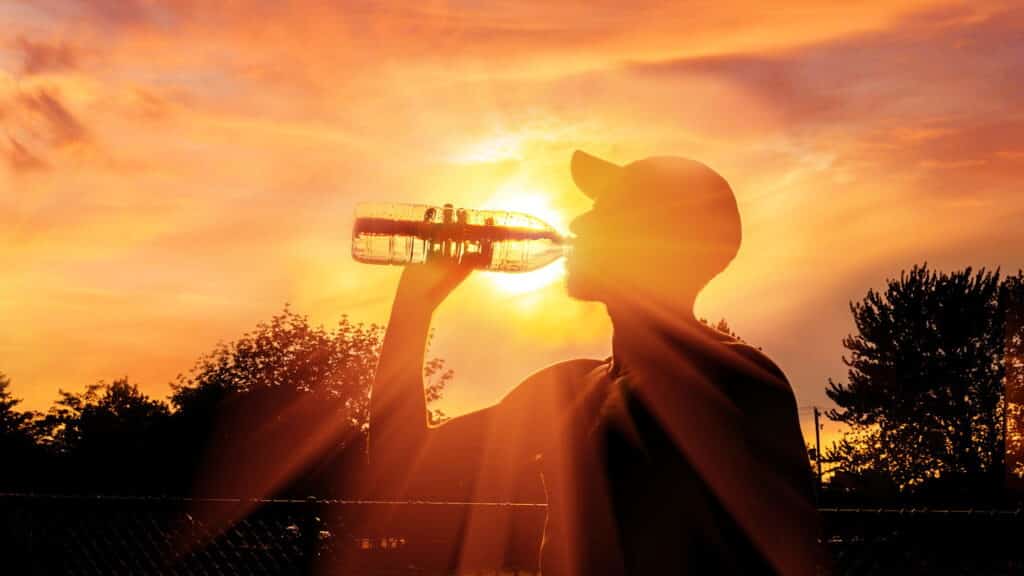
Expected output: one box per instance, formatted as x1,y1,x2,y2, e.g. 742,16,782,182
3,0,1023,449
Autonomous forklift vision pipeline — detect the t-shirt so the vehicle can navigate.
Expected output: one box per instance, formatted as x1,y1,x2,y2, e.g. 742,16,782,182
537,328,816,576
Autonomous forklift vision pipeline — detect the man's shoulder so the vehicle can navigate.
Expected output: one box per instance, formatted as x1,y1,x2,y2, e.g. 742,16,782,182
498,358,608,410
720,341,789,385
520,357,608,385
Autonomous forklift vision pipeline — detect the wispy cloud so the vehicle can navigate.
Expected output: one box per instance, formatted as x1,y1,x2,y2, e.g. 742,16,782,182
14,36,77,75
18,88,89,146
1,87,90,173
5,135,48,172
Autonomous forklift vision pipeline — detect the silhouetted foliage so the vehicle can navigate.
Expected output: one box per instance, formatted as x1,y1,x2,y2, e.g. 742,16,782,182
171,306,448,426
0,372,42,490
40,378,169,453
0,306,450,497
825,264,1024,503
166,306,450,497
0,372,34,442
699,316,746,343
33,378,171,493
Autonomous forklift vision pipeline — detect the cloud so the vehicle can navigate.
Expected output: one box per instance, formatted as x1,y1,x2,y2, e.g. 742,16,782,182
621,4,1021,126
18,88,89,146
130,88,174,120
623,54,840,124
33,0,173,29
14,36,77,75
5,136,49,172
19,0,967,101
1,87,91,174
610,4,1024,197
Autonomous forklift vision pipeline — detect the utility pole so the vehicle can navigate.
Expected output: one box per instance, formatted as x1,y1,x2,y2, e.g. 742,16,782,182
813,406,823,491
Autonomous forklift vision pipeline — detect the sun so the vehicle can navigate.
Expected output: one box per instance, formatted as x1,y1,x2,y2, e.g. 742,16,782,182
479,186,569,296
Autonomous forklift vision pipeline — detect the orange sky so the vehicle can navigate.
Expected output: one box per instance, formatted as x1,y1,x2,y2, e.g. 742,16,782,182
3,0,1023,449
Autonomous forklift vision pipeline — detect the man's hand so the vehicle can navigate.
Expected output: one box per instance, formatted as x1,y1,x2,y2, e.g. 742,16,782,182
395,258,474,312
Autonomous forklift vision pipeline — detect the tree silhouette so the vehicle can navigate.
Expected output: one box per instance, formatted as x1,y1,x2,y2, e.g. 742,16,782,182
41,379,168,452
36,378,170,493
168,306,451,498
699,316,741,340
826,264,1024,501
0,307,451,497
0,372,34,441
0,372,42,490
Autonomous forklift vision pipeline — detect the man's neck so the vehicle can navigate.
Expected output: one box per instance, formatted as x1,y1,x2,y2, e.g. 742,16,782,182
607,300,700,369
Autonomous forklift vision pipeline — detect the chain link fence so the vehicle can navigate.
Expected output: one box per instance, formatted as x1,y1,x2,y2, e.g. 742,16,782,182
2,494,1023,575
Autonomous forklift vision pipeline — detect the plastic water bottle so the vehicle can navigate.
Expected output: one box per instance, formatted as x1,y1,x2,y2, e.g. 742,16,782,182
352,202,568,272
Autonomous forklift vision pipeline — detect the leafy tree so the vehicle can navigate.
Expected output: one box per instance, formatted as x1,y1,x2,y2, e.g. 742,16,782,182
0,372,42,490
0,372,34,441
171,306,449,435
37,378,170,492
0,306,453,497
42,379,168,452
168,306,451,498
826,264,1024,499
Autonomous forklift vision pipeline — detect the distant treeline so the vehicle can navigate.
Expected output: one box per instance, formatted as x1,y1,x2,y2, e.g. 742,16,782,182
0,306,450,498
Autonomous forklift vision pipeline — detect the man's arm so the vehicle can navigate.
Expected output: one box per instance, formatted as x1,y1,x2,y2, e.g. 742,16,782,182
370,295,600,500
367,263,601,500
366,261,471,497
366,258,605,501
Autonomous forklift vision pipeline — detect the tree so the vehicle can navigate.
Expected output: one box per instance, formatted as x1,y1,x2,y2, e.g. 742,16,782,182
826,264,1024,500
42,379,168,452
0,372,34,441
37,378,170,493
0,372,42,490
172,306,449,427
0,306,452,497
169,306,451,498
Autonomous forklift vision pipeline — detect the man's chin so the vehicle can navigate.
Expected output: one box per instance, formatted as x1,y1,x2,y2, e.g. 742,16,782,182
565,272,602,302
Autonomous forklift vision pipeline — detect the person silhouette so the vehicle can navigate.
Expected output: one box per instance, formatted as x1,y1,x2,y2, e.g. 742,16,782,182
365,150,820,575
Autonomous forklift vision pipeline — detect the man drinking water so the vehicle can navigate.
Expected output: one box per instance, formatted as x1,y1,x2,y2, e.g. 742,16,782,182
366,150,820,575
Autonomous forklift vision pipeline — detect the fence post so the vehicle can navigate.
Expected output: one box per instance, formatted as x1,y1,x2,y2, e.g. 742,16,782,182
301,496,321,572
814,407,823,503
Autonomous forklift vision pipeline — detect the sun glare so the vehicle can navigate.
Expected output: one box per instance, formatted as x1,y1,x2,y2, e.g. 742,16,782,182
480,186,569,296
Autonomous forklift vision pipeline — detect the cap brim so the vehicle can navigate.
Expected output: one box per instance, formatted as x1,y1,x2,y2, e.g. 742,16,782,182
571,150,623,200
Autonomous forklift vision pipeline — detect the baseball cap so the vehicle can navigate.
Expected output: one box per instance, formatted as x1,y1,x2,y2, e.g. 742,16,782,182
570,149,742,256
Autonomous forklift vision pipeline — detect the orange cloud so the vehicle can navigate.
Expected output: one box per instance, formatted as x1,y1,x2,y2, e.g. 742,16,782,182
14,36,77,75
18,88,89,146
5,136,48,172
